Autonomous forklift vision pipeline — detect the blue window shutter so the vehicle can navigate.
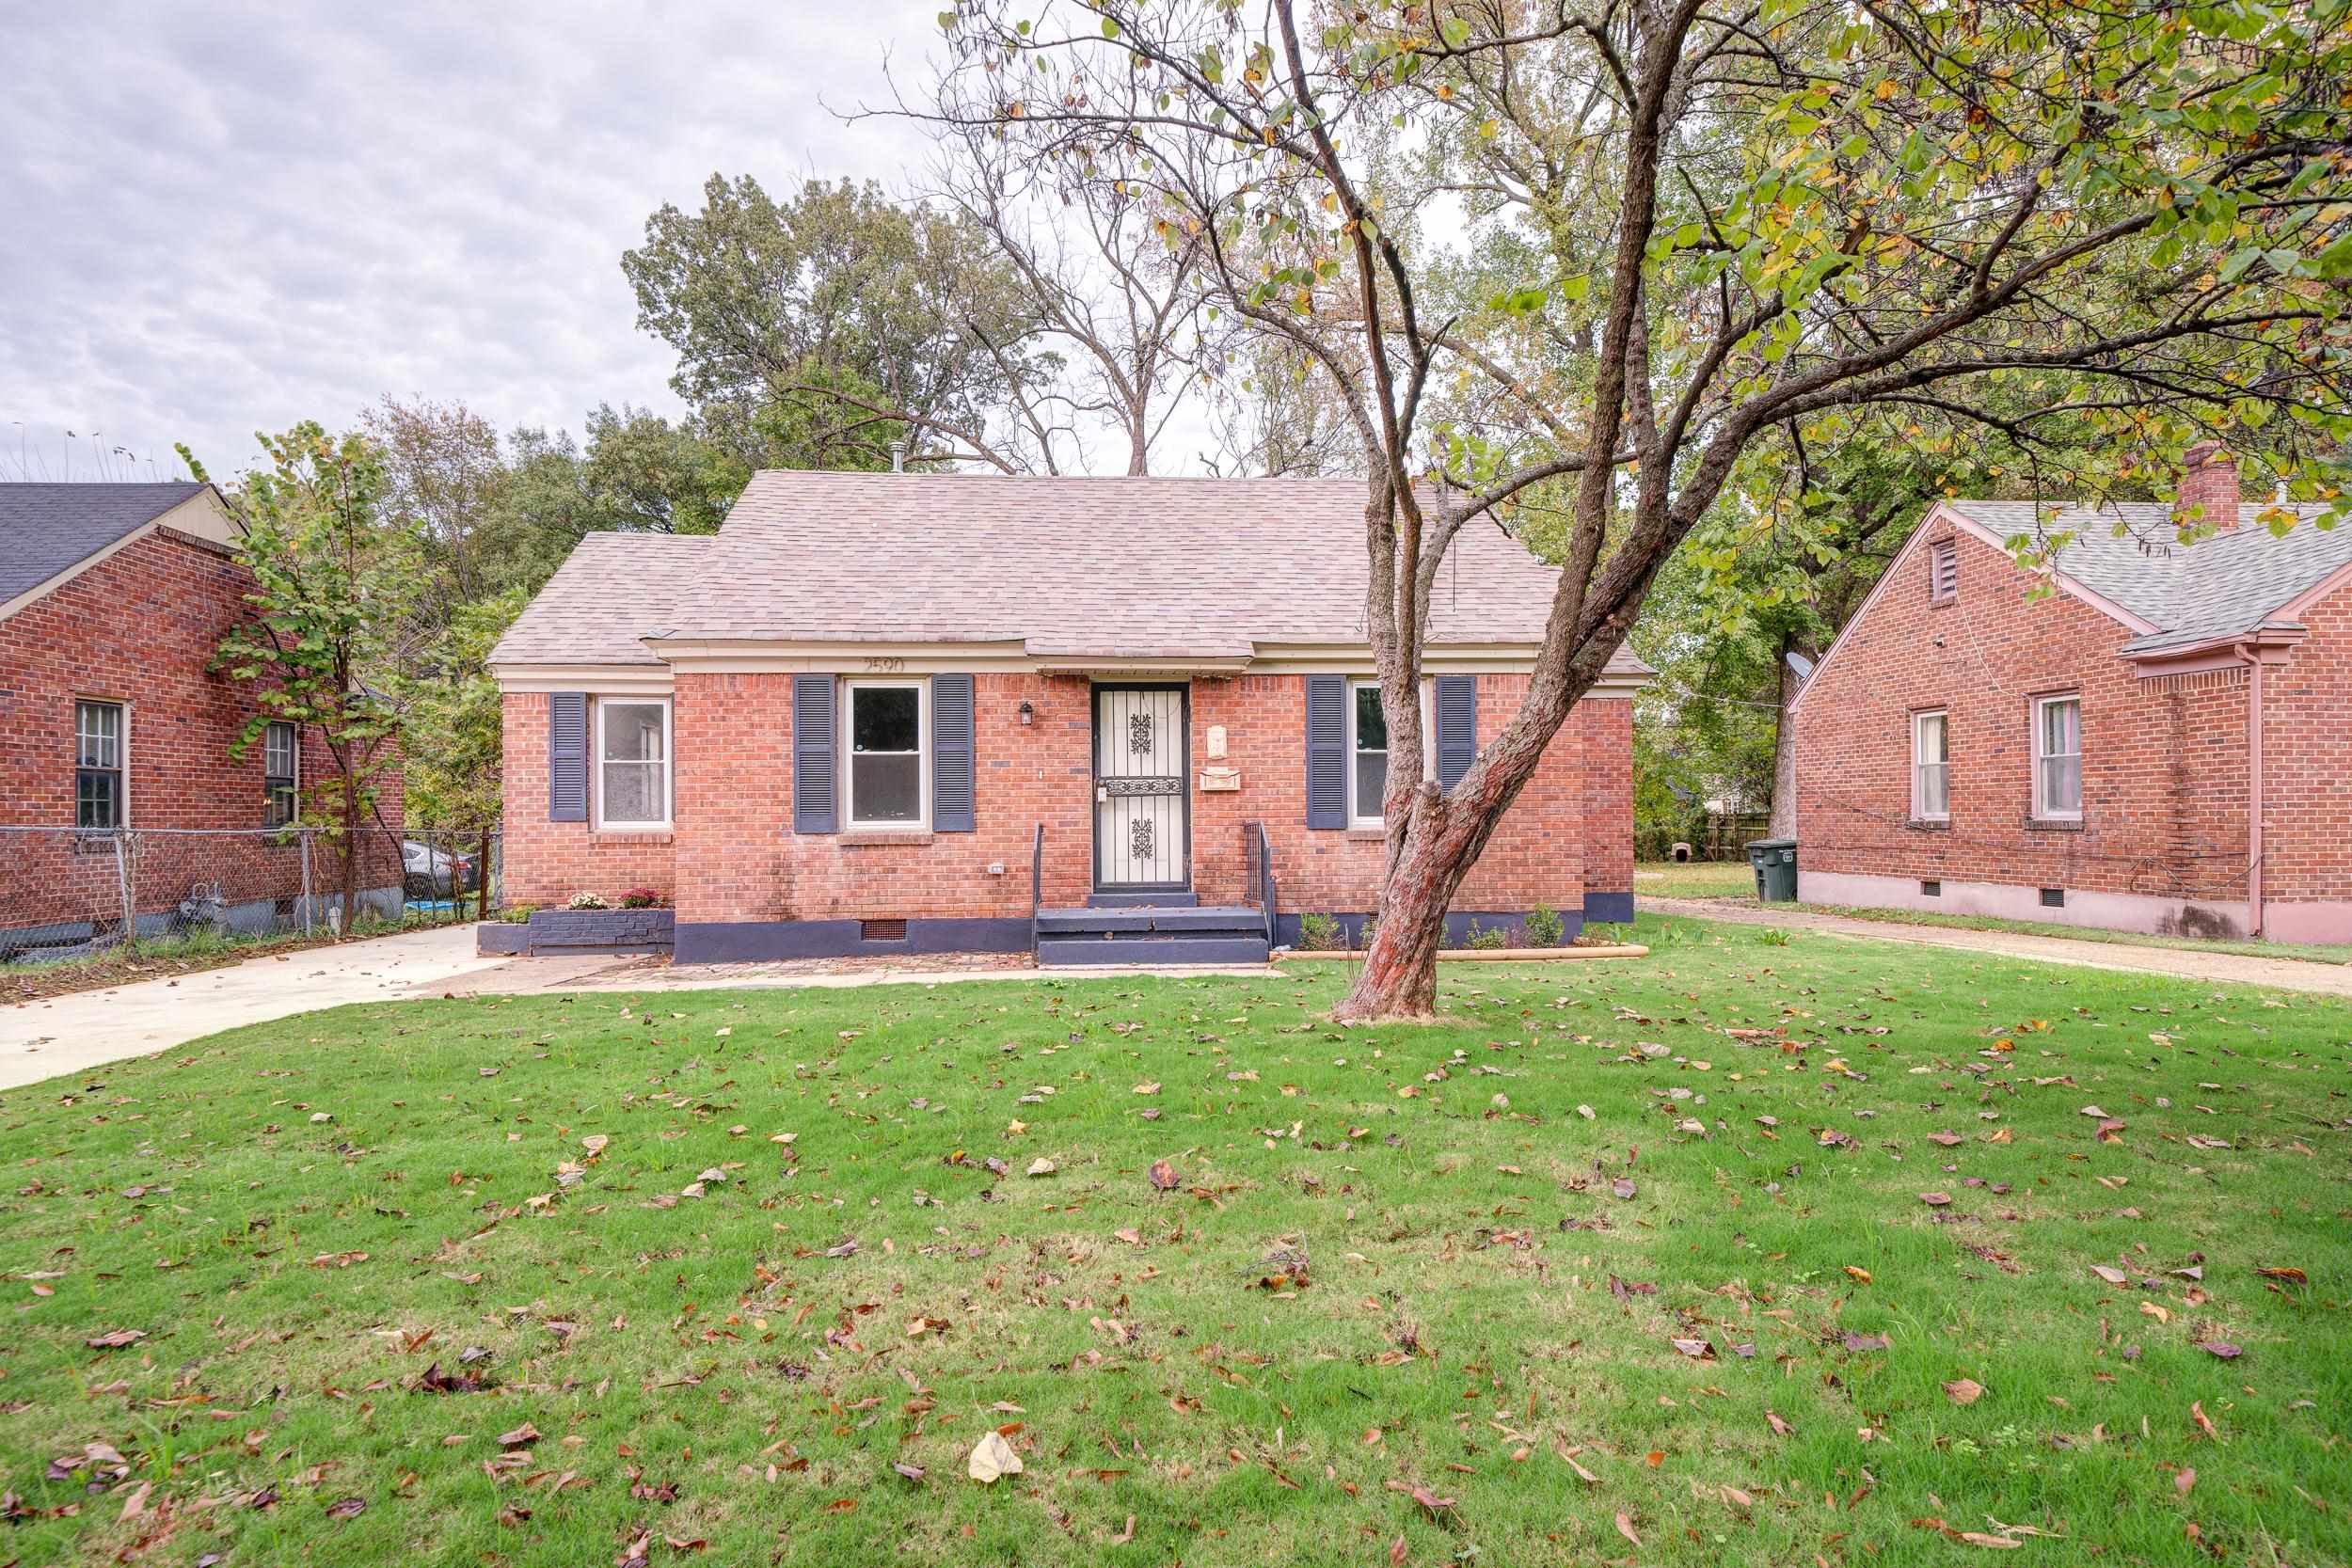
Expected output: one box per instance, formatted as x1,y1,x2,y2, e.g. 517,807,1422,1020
1435,675,1477,789
548,692,587,822
792,675,836,833
1305,675,1345,829
931,673,975,832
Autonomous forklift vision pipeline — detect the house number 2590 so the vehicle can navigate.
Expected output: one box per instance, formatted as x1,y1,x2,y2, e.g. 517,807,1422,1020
863,657,907,672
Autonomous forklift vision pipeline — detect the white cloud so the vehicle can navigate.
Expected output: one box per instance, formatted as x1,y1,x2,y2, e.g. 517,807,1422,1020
0,0,941,480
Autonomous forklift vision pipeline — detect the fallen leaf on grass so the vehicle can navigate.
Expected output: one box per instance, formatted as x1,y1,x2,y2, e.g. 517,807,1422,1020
967,1431,1023,1483
1919,1192,1952,1207
2193,1341,2242,1360
1842,1333,1889,1353
326,1497,365,1519
2090,1265,2130,1286
1943,1378,1985,1405
497,1423,540,1448
1025,1158,1057,1178
2254,1265,2306,1285
2140,1302,2171,1324
1610,1178,1636,1200
1843,1266,1872,1286
1614,1512,1642,1548
2176,1466,2197,1497
1148,1159,1179,1191
85,1329,145,1349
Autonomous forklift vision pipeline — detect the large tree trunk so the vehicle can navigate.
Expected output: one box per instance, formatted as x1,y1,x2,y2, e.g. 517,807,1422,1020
1768,632,1804,839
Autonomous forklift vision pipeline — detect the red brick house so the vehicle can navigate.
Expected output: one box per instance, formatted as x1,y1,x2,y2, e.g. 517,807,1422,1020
1791,445,2352,943
488,472,1648,963
0,482,402,956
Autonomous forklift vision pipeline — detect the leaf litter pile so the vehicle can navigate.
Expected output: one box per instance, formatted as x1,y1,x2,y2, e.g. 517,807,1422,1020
1,915,2347,1565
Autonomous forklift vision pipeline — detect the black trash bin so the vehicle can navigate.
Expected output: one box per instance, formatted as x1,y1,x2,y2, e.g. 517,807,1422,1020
1747,837,1798,902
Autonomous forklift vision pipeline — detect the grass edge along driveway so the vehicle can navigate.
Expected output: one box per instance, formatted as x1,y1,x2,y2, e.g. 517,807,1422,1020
2,914,2346,1567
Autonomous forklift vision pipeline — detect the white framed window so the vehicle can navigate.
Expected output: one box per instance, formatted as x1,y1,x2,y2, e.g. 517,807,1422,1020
843,679,927,829
594,697,671,829
2034,694,2081,820
263,720,299,828
75,700,126,830
1346,679,1436,829
1911,709,1949,822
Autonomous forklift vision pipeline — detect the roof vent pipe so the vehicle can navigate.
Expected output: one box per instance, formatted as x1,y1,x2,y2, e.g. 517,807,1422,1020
890,439,906,474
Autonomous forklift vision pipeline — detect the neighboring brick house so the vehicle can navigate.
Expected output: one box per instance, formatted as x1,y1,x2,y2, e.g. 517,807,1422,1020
1791,444,2352,943
488,472,1648,964
0,483,403,954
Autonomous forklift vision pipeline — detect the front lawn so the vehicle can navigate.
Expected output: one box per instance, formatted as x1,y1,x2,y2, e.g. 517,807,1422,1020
3,917,2346,1566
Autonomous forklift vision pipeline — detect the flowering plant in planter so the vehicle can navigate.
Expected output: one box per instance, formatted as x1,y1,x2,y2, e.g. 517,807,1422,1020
566,892,610,911
618,888,665,910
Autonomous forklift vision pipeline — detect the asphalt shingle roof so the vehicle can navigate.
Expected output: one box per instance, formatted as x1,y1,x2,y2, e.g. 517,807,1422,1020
1947,499,2351,654
493,471,1648,673
492,532,717,666
0,482,210,606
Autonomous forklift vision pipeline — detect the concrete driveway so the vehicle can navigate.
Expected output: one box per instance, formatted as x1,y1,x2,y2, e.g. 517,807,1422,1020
0,924,513,1090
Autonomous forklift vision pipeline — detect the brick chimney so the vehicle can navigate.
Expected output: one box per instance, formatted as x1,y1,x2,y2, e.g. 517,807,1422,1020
2176,440,2241,529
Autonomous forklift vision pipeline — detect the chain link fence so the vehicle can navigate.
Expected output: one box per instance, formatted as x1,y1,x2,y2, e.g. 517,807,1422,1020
0,825,500,970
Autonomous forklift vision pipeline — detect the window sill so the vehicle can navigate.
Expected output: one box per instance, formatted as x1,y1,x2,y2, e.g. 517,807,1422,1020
841,830,934,847
2025,816,2084,832
1905,818,1950,832
590,829,674,845
1345,827,1390,842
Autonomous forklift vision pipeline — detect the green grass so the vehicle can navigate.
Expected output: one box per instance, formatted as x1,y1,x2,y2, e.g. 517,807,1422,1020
3,914,2348,1566
1634,858,1756,897
1794,902,2352,966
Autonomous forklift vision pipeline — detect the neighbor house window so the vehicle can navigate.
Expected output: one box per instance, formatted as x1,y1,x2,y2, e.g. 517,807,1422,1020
595,698,671,829
1929,540,1958,604
2034,695,2081,820
75,701,125,830
1347,679,1437,828
1911,710,1949,822
844,680,926,828
263,721,299,828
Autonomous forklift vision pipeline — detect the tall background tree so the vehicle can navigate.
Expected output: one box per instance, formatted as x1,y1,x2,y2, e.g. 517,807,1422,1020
188,424,419,926
923,0,2352,1017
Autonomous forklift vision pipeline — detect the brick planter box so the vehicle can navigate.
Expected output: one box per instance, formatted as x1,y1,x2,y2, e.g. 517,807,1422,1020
477,909,674,957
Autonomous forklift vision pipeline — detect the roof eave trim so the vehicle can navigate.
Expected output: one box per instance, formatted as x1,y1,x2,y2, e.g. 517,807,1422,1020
2124,625,2306,675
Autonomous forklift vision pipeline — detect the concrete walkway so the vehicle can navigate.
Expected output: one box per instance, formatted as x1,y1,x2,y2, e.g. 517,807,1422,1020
1641,895,2352,999
0,924,514,1090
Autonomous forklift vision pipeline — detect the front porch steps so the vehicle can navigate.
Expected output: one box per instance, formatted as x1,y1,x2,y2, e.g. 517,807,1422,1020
1034,902,1269,966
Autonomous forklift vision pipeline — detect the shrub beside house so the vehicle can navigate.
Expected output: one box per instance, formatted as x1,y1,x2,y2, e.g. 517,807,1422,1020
1792,445,2352,943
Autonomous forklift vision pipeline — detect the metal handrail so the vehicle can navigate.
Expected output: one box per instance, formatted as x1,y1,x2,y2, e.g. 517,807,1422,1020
1029,822,1044,950
1247,820,1277,946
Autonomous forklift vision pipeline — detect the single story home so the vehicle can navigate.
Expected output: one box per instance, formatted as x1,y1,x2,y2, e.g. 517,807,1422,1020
0,482,403,958
1791,444,2351,942
487,471,1649,963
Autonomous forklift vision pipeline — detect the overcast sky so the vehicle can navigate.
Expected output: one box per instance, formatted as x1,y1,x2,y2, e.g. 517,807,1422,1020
0,0,943,483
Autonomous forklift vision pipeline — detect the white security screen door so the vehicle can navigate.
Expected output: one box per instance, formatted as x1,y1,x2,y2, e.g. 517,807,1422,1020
1093,685,1189,889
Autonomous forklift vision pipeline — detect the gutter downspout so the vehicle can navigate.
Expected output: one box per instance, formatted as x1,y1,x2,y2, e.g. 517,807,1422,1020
2246,646,2264,940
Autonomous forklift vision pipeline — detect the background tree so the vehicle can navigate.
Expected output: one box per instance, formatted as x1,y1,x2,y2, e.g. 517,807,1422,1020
395,591,522,920
187,424,419,926
927,0,2352,1017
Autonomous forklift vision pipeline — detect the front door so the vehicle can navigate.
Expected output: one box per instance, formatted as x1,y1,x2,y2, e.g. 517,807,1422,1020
1092,684,1189,890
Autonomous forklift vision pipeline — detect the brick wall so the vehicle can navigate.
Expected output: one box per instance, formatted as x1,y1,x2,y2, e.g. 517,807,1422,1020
0,529,399,938
507,671,1623,927
1795,514,2253,905
499,689,679,907
2256,582,2352,904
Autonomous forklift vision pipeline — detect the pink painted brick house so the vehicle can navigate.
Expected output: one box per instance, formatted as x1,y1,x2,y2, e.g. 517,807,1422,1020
488,472,1649,963
1792,445,2352,943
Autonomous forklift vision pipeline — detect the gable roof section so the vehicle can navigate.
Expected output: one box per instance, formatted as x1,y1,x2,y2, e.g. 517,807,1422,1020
492,471,1650,677
491,532,718,667
1795,497,2350,710
0,482,217,612
1945,499,2350,654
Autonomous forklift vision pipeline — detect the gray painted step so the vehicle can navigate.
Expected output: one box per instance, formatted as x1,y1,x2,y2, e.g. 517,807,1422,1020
1036,905,1263,935
1088,890,1200,909
1036,934,1271,967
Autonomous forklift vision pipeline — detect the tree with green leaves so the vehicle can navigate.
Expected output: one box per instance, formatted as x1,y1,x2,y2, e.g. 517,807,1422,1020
395,591,523,921
927,0,2352,1018
187,424,420,927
